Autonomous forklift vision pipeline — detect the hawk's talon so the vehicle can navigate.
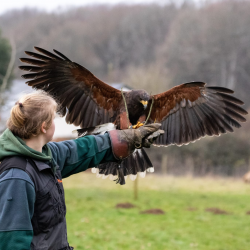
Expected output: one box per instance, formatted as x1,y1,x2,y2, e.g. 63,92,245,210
132,121,144,129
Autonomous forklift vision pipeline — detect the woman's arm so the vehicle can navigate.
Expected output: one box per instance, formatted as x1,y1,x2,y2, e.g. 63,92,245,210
48,133,117,178
0,169,35,250
48,124,162,179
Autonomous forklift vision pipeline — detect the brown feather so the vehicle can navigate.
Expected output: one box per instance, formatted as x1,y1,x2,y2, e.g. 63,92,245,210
119,111,131,130
147,82,203,122
151,81,248,147
19,47,122,128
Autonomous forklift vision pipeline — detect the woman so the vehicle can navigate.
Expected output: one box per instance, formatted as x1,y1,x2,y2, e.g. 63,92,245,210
0,91,161,250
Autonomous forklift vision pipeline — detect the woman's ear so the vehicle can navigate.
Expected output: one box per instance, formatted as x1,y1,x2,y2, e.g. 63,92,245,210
41,121,47,134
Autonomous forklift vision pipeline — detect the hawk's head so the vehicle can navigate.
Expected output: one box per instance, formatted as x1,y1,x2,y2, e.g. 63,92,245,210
133,90,150,110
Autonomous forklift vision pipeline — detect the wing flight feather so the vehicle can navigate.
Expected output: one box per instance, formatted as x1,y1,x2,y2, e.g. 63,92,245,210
19,47,122,128
146,82,248,146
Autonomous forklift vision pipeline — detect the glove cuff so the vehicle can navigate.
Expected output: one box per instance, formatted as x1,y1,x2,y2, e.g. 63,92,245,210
108,130,132,160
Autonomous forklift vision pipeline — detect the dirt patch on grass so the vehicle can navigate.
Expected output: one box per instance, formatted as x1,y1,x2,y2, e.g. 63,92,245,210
116,202,136,209
140,208,165,214
246,211,250,215
186,207,197,211
205,207,230,215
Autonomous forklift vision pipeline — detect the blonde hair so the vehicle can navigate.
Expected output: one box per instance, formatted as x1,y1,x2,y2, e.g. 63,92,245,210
7,91,58,139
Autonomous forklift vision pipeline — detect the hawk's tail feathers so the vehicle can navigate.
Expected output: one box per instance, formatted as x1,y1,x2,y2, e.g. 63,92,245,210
92,148,154,185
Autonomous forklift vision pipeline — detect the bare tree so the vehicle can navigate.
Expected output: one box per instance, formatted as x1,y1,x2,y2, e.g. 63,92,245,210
0,38,16,103
0,37,15,130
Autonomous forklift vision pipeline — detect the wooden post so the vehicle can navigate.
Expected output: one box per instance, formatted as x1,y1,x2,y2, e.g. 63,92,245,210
161,155,168,175
134,177,138,200
186,156,194,177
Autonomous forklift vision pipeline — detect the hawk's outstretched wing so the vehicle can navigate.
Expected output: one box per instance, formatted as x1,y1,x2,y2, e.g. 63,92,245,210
146,82,248,146
19,47,122,128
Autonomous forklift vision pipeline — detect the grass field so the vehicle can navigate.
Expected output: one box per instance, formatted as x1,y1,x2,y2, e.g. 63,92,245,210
63,173,250,250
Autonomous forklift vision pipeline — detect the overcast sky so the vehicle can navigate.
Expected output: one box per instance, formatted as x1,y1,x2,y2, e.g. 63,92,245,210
1,0,172,15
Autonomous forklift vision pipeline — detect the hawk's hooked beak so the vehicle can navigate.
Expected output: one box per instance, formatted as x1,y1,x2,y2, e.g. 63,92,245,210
140,100,148,110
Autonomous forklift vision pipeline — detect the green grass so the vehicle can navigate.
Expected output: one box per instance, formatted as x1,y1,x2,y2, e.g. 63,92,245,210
63,173,250,250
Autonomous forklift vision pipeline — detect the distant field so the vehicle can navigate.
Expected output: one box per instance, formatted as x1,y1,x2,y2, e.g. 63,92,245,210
63,173,250,250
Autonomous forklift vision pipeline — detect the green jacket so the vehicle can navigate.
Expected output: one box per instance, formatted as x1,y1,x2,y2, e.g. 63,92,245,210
0,129,116,250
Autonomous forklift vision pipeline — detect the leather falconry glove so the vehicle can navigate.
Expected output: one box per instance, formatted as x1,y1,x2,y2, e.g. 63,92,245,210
108,123,164,160
142,129,165,148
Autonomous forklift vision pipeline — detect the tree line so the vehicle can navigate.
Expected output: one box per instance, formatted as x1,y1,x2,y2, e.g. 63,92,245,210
1,0,250,176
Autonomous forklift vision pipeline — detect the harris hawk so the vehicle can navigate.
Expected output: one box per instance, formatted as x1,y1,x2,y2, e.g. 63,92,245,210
19,47,248,184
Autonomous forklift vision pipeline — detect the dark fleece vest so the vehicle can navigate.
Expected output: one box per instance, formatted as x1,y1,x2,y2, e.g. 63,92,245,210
0,156,73,250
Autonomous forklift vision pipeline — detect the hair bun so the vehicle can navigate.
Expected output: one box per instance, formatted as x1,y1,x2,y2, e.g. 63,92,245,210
8,91,57,139
15,101,23,108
